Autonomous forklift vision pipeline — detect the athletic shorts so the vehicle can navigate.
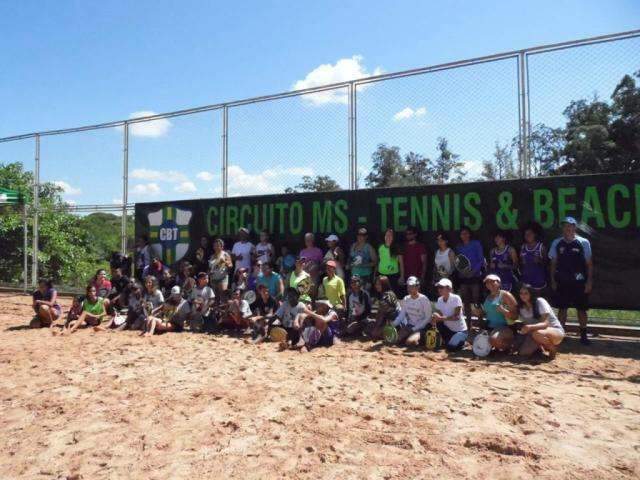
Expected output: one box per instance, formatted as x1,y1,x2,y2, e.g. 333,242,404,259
555,281,589,311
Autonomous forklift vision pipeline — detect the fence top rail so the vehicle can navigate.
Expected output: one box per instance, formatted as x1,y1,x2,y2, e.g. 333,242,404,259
1,28,638,143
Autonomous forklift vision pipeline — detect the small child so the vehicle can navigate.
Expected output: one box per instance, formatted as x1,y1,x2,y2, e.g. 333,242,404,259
65,295,84,327
276,245,296,276
256,231,275,264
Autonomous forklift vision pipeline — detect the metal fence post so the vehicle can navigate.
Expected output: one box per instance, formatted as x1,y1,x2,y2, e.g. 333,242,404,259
23,203,28,293
32,134,40,287
517,52,530,177
222,106,229,198
348,83,358,189
121,122,129,254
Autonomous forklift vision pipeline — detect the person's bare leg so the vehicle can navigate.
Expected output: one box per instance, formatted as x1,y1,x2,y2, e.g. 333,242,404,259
405,331,421,346
64,312,88,335
490,327,514,352
532,329,564,359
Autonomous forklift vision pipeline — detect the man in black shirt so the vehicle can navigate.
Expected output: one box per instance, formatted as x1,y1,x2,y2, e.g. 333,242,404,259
248,284,278,343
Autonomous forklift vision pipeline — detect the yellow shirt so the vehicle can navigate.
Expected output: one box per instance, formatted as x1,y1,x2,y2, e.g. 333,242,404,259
322,275,345,306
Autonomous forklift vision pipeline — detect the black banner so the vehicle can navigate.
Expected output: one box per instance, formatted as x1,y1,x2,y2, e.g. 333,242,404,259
135,172,640,310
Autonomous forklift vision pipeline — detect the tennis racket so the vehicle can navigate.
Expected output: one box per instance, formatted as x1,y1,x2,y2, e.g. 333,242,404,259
269,326,288,343
297,277,312,296
113,313,127,327
425,325,441,350
243,290,257,304
383,324,398,345
454,254,472,275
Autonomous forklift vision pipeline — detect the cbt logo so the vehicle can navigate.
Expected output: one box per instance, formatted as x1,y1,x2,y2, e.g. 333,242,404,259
148,206,192,265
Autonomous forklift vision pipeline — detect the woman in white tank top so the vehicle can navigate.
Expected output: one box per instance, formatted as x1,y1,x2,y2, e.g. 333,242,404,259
434,232,455,281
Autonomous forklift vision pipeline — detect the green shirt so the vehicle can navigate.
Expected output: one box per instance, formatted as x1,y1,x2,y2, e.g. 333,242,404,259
82,297,105,316
322,275,346,307
378,245,400,275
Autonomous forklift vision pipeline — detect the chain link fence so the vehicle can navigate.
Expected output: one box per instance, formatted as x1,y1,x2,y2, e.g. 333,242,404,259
1,30,639,291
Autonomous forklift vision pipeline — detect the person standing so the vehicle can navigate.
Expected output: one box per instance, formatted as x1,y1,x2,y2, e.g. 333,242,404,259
455,226,485,328
255,231,275,264
322,260,346,308
433,232,456,283
348,227,377,289
324,234,346,279
489,230,519,292
232,227,255,272
208,238,233,303
549,217,593,345
401,226,427,286
377,228,404,293
519,222,548,293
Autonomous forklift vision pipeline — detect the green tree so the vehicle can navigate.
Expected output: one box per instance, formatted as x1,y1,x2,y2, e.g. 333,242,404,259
365,144,405,188
609,71,640,172
481,142,516,181
433,137,466,184
284,175,341,193
402,151,434,186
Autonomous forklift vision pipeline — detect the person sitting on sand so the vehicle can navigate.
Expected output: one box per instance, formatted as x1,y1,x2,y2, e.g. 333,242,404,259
143,276,165,310
65,295,84,327
248,284,278,344
344,275,372,336
472,274,519,352
369,275,401,340
58,285,108,335
124,282,146,331
31,278,62,329
514,284,565,358
431,278,468,351
107,267,131,311
273,288,307,349
190,272,215,332
391,276,432,346
300,299,340,352
218,288,252,330
142,286,190,336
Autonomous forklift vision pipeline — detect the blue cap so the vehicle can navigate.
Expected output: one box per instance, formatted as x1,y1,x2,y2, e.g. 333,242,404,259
561,216,577,226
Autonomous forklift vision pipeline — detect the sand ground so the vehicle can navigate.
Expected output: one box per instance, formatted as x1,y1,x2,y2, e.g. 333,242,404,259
0,293,639,480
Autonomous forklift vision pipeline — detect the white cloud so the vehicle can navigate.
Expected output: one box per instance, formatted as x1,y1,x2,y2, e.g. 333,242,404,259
53,180,82,196
263,166,314,178
128,111,171,138
292,55,383,106
132,183,161,195
393,106,427,122
174,181,197,193
112,197,122,204
131,168,188,183
196,171,216,181
227,165,284,196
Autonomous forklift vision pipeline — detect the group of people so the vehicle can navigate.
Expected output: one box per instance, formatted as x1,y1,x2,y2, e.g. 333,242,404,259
31,215,593,357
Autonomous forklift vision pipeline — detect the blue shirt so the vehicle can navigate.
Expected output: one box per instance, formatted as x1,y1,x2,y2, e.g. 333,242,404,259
456,240,485,277
256,272,282,297
548,235,592,261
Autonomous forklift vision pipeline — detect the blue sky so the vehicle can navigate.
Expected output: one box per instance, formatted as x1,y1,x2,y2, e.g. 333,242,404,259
1,0,639,205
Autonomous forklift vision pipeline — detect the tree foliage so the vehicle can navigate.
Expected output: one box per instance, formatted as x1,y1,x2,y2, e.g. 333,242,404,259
284,175,341,193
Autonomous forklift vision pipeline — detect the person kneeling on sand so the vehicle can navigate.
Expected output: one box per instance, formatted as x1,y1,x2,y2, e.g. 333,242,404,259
301,299,340,352
390,276,432,346
219,288,252,330
31,278,62,329
344,275,373,336
273,288,307,350
247,284,278,344
514,284,565,359
472,274,519,352
142,286,190,337
369,275,401,340
56,285,108,335
430,278,468,351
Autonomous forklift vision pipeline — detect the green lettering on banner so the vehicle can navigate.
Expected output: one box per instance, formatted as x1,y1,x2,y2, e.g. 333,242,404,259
334,199,348,234
207,206,218,235
558,187,576,220
431,195,450,230
392,196,408,231
607,184,630,228
533,189,554,228
377,197,392,230
313,201,332,233
410,196,428,230
239,204,252,230
496,191,518,229
274,203,287,234
269,204,275,233
581,186,605,228
226,206,239,236
462,192,481,230
453,193,461,230
290,201,303,234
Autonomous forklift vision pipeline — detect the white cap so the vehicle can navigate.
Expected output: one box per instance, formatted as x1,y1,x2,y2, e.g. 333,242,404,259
316,299,333,308
325,234,339,242
483,274,501,283
435,278,453,289
406,276,420,286
170,285,181,295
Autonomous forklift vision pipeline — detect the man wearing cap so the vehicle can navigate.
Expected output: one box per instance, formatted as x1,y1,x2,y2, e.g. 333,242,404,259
324,234,345,279
391,276,433,346
345,275,372,336
232,227,255,272
348,227,377,289
549,217,594,345
322,260,346,310
431,278,468,351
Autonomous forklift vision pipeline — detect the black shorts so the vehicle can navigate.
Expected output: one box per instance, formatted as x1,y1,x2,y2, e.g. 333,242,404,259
555,281,589,311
